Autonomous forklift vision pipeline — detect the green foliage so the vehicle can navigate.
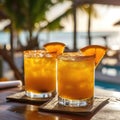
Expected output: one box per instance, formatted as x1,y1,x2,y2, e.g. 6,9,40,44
78,4,98,18
39,8,72,32
0,0,98,48
1,0,55,31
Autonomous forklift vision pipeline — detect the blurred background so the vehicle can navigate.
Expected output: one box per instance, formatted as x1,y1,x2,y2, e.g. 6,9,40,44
0,0,120,91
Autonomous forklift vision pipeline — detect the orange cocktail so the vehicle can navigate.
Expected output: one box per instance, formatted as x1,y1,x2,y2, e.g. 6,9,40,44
24,50,56,98
57,52,95,107
57,45,107,107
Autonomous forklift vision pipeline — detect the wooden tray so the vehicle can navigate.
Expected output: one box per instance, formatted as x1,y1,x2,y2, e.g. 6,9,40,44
39,96,109,115
6,91,54,105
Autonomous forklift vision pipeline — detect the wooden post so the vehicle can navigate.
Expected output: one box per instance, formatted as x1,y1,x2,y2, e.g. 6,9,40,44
73,0,77,51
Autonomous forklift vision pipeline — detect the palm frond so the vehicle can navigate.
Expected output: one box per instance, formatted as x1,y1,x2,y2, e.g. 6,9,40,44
38,8,72,32
77,4,98,18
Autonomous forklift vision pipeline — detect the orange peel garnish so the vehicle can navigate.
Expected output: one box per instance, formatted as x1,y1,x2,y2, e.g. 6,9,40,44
43,42,66,57
80,45,107,67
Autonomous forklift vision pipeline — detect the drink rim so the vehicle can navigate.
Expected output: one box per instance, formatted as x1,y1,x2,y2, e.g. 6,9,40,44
23,50,57,58
57,52,95,61
23,49,46,54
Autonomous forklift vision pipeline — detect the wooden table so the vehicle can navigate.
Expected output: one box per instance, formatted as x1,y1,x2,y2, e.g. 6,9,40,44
0,87,120,120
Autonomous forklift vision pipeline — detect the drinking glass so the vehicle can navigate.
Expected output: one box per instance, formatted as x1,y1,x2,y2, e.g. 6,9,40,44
24,50,56,98
57,52,95,107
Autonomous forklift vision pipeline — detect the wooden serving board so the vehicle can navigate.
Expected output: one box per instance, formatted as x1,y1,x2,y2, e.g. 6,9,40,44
6,91,54,105
39,96,109,115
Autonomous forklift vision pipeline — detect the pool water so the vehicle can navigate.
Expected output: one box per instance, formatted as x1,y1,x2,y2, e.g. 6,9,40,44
95,80,120,92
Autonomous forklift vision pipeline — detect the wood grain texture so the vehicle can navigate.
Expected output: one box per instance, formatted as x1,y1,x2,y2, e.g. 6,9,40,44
39,96,109,115
0,87,120,120
6,91,52,105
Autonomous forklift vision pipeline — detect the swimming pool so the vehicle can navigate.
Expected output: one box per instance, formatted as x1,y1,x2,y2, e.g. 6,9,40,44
95,80,120,92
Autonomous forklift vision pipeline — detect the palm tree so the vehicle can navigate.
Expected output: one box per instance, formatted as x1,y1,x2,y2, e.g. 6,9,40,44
36,1,98,50
0,0,98,80
74,0,98,45
0,0,65,80
1,0,98,51
72,0,77,51
88,4,92,45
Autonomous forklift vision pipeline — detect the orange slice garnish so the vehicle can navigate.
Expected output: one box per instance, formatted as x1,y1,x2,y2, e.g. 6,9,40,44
43,42,66,57
80,45,107,67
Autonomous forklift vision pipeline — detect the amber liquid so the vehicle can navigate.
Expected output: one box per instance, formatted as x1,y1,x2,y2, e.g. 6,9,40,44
57,57,95,100
24,57,56,94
